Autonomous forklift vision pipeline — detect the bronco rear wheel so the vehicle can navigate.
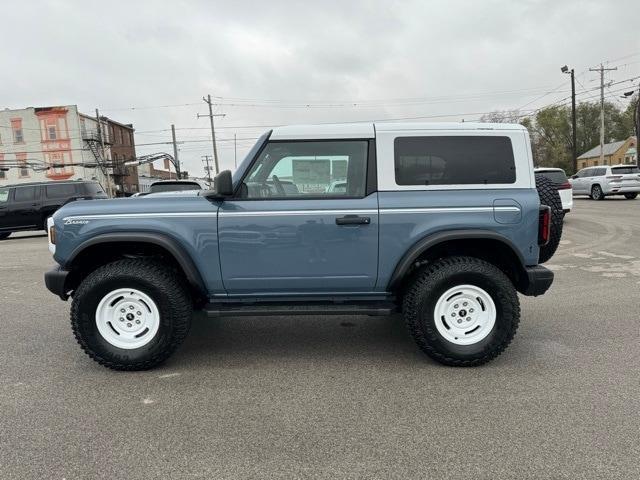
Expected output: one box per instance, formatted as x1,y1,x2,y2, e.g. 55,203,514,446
403,256,520,367
71,259,192,370
624,193,637,199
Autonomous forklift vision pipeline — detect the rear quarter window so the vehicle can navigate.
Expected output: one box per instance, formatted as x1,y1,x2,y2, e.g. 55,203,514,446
80,182,106,196
611,166,639,174
394,136,516,186
45,183,77,198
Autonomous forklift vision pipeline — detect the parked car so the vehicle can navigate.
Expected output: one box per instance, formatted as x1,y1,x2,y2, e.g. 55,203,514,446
535,167,573,213
569,165,640,200
0,180,107,240
134,180,204,197
44,122,560,370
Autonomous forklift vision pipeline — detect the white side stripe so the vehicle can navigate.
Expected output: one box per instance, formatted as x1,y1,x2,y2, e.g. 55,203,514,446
63,206,519,221
380,206,520,214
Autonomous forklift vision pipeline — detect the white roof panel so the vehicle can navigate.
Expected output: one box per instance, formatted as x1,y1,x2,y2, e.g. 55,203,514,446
270,123,374,140
374,121,527,132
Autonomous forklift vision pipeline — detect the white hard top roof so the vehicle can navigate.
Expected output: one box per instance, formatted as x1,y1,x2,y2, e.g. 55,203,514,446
269,122,526,140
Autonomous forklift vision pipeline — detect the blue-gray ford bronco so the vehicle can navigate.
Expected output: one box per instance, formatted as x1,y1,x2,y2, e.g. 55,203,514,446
44,122,561,370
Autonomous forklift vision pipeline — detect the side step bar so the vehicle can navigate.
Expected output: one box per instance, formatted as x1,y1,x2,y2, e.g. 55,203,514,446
203,301,398,317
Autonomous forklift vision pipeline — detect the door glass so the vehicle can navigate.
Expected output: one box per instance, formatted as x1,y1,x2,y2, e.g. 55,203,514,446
14,186,36,202
242,140,368,198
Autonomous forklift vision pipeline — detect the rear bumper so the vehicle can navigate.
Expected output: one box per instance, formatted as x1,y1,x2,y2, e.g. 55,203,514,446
44,266,70,300
521,265,554,297
602,185,640,194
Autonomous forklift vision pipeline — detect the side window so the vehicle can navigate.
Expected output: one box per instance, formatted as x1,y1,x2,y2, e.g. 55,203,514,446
595,168,606,176
582,168,593,177
394,136,516,186
45,183,77,199
0,188,9,203
14,186,37,202
241,140,368,199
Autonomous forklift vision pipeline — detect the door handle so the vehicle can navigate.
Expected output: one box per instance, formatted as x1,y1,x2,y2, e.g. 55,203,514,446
335,215,370,225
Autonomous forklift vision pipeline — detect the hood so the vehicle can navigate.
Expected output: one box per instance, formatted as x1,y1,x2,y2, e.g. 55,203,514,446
52,195,215,223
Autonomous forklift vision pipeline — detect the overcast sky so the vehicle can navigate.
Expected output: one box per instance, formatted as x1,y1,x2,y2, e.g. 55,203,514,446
1,0,638,177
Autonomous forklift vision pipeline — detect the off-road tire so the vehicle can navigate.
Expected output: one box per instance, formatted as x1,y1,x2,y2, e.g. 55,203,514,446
71,259,192,371
0,232,11,240
403,256,520,367
590,184,604,200
624,193,638,200
536,175,563,263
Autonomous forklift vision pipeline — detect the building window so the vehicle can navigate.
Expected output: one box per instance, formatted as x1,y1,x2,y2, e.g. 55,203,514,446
0,154,5,179
48,125,57,140
17,152,29,178
11,118,24,144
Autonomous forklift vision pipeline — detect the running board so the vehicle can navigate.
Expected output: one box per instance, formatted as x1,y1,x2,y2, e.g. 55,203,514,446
203,301,397,317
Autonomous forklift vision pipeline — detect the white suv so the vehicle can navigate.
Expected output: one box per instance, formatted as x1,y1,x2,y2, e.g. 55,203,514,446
570,164,640,200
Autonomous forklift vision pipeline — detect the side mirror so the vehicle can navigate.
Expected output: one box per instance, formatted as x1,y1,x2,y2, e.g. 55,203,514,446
203,170,233,198
570,175,578,179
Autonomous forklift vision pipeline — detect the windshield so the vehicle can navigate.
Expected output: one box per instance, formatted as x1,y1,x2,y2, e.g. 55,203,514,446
536,170,567,185
149,182,201,193
232,130,272,188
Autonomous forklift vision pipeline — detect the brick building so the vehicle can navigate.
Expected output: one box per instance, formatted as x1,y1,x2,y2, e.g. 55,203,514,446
576,136,637,169
0,105,138,195
107,118,139,195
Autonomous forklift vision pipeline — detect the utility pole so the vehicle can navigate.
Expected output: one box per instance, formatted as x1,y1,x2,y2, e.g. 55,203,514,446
561,65,578,173
234,133,237,168
171,124,181,179
201,155,213,185
635,81,640,168
589,64,617,165
95,108,113,197
198,95,225,175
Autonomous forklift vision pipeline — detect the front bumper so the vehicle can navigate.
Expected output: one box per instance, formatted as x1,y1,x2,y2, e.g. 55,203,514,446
44,266,70,300
521,265,554,296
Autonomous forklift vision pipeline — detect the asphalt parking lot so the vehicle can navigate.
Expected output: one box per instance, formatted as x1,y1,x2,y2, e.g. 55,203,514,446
1,197,639,479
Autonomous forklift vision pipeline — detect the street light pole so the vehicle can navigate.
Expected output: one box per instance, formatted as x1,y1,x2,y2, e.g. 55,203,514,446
561,65,577,173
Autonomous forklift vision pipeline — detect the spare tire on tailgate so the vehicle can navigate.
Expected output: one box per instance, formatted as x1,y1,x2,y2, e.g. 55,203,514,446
535,175,563,263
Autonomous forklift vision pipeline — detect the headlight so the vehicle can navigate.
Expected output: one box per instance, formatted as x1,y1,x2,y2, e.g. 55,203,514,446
47,217,56,254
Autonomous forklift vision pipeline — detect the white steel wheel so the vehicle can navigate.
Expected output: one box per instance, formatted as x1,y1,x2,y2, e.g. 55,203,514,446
95,288,161,349
433,284,496,346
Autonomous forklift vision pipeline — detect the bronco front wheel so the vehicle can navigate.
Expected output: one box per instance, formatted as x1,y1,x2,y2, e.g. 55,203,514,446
403,256,520,367
71,259,192,370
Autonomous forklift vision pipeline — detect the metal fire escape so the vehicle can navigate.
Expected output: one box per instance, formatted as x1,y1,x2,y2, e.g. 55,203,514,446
82,127,122,196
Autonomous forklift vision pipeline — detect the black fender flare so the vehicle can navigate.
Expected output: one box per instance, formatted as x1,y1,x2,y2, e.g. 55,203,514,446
387,229,526,290
65,232,207,296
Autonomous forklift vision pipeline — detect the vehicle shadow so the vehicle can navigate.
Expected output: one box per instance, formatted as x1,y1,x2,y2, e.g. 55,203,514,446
175,312,425,366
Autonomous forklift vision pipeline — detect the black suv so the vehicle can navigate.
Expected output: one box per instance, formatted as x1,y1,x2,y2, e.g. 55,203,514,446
0,181,107,239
